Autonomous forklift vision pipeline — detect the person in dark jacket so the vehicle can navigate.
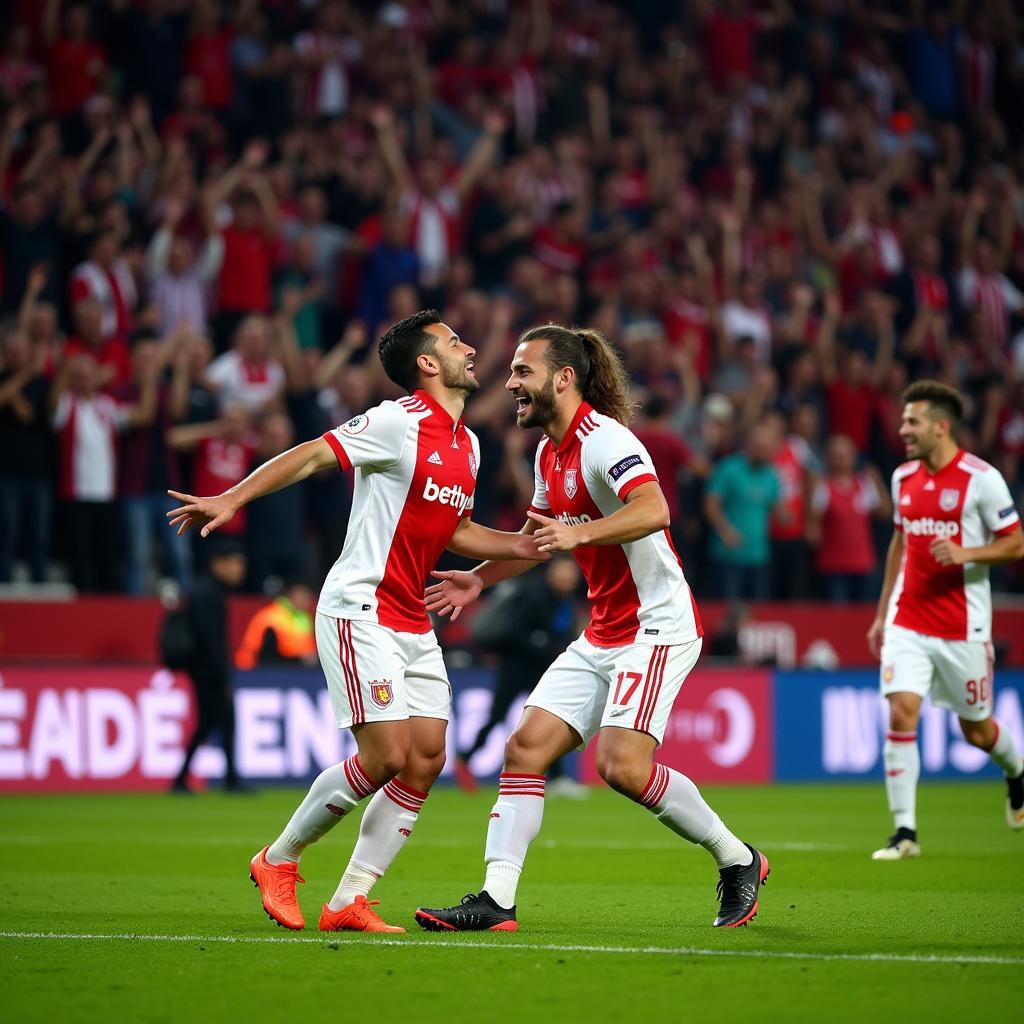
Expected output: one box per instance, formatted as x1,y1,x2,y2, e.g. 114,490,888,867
171,537,248,793
453,554,583,793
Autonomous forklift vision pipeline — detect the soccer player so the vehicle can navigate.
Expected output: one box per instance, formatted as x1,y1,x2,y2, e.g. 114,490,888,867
166,310,544,931
415,324,768,931
866,380,1024,859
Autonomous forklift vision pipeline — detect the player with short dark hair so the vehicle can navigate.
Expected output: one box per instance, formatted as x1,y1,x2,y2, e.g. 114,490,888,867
415,324,768,932
867,380,1024,859
167,310,544,932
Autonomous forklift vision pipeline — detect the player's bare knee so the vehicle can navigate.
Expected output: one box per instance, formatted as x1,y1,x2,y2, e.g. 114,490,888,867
503,730,546,774
402,747,446,791
360,744,410,784
887,695,921,733
596,753,647,799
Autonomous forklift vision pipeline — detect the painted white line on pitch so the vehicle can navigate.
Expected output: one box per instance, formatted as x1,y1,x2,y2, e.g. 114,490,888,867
0,932,1020,967
1,836,848,851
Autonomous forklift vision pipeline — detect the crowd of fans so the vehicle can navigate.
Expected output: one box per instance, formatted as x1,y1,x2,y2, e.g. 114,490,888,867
1,0,1023,602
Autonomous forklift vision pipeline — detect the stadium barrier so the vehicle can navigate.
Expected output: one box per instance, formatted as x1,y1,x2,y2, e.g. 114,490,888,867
1,665,1021,792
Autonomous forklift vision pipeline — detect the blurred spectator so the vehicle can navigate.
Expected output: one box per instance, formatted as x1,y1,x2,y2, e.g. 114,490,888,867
234,578,317,670
63,299,132,393
763,410,815,600
0,328,51,583
50,351,157,592
45,2,106,119
245,410,307,591
808,435,891,602
167,404,256,542
704,421,783,601
116,335,191,595
69,229,138,343
146,194,224,341
204,315,285,414
0,181,58,316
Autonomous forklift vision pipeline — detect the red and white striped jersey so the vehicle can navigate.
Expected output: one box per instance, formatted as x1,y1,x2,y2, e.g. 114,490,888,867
887,451,1020,642
319,389,479,634
529,402,702,648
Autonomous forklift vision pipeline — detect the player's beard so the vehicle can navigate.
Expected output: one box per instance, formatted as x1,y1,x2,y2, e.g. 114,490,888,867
438,353,479,395
514,373,557,428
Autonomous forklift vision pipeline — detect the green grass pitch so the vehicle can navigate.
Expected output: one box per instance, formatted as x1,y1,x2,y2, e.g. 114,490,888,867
2,781,1021,1023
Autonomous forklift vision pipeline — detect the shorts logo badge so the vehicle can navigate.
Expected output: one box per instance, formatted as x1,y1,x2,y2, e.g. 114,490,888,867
369,680,394,708
468,451,478,479
883,664,894,683
564,469,578,499
939,488,960,512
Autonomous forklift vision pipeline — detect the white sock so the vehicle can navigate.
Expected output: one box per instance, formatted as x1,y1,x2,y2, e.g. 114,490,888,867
266,756,379,865
328,778,428,911
883,731,919,832
987,721,1023,778
639,763,752,868
482,773,545,909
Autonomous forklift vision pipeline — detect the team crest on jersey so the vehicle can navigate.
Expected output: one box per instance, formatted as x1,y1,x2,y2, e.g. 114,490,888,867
468,451,478,479
939,488,960,512
564,469,578,498
341,414,368,436
369,680,394,708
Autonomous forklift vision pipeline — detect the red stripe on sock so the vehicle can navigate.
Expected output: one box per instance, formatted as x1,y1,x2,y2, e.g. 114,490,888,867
499,773,546,781
383,784,424,812
388,777,429,801
639,764,668,808
887,732,917,742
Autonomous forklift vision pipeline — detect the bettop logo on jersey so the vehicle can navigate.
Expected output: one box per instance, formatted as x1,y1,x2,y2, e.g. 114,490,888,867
901,516,960,538
608,454,643,481
341,414,368,436
939,488,961,512
564,469,578,498
369,680,394,708
557,511,592,527
422,476,472,513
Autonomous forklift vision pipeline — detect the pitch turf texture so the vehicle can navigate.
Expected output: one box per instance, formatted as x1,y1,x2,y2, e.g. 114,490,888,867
2,783,1021,1023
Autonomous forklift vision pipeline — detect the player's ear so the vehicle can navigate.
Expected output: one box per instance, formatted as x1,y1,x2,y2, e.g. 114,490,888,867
416,352,440,378
556,366,574,394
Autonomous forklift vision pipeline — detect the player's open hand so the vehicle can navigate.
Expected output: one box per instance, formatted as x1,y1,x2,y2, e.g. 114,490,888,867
929,537,966,566
526,510,583,552
424,570,483,621
166,490,238,538
509,532,551,562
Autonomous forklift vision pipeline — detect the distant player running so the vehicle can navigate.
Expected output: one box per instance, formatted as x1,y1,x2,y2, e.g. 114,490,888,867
167,310,543,931
415,324,768,931
866,381,1024,860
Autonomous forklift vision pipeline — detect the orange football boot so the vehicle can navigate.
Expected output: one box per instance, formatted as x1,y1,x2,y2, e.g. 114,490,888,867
249,846,306,930
319,895,406,933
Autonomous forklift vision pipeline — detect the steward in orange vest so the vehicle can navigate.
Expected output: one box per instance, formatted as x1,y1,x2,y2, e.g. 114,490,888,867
235,582,317,669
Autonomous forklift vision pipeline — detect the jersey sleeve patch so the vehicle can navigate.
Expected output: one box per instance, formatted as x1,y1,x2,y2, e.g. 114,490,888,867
608,454,644,482
999,504,1017,520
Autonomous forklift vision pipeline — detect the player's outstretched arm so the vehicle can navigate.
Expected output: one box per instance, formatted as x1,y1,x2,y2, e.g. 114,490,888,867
528,481,670,552
426,519,542,619
446,518,549,562
167,437,338,538
867,530,905,658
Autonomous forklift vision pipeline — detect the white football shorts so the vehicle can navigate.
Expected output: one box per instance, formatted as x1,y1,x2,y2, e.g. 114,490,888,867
315,613,451,729
880,623,995,722
524,633,703,747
